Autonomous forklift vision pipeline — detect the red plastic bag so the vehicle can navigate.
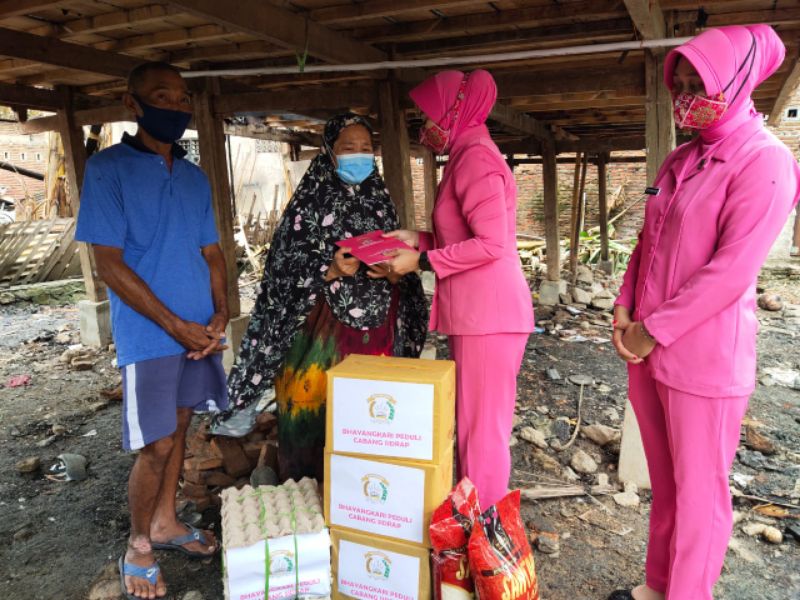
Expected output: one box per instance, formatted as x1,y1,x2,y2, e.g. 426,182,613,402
430,478,482,600
468,490,539,600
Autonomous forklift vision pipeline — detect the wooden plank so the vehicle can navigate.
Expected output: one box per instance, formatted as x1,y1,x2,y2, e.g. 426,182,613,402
57,86,107,302
16,219,57,284
312,0,487,25
0,220,48,278
542,141,560,282
569,154,589,281
353,0,626,44
0,27,142,79
214,85,376,116
194,78,240,318
378,79,415,229
768,55,800,126
422,150,438,230
0,0,61,18
27,4,175,38
495,68,644,100
598,152,610,263
0,81,114,113
35,219,76,283
167,0,386,64
623,0,666,40
21,105,132,134
644,51,675,184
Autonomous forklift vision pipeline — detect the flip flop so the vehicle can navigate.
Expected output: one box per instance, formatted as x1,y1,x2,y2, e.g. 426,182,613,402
118,555,162,600
151,523,218,558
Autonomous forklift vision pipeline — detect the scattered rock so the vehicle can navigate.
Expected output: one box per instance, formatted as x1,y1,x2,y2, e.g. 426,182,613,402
86,563,121,600
51,424,67,436
757,293,783,312
512,414,523,428
88,400,109,413
744,426,777,455
70,358,95,371
12,524,33,542
36,435,58,448
591,297,615,311
552,417,572,443
182,591,205,600
582,423,621,447
570,449,598,474
732,511,746,525
742,523,766,537
562,467,580,483
545,367,561,381
613,482,640,508
571,287,593,305
576,266,593,285
509,435,518,448
536,531,560,554
54,332,72,345
786,523,800,543
16,456,41,474
559,292,573,305
519,426,548,449
101,385,123,402
533,449,562,475
763,526,783,545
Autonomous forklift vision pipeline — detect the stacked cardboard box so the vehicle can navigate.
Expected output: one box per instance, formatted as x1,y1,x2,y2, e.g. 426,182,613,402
324,354,456,600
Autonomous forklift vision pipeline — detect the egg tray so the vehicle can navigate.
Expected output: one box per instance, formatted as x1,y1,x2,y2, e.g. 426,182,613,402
221,477,325,550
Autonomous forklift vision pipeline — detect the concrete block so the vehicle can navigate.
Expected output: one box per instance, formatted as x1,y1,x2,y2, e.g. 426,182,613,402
618,399,651,490
538,279,566,305
223,314,251,373
78,300,112,348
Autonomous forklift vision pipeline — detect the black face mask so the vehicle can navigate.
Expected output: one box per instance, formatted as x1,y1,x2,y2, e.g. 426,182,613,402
132,94,192,144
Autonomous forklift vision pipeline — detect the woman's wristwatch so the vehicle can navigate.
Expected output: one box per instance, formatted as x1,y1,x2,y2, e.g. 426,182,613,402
418,251,433,272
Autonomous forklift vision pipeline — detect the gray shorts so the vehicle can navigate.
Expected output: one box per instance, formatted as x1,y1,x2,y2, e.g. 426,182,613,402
120,353,228,451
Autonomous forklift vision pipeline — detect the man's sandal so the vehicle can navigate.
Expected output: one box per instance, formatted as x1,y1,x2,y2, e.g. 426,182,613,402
118,555,162,600
151,523,218,558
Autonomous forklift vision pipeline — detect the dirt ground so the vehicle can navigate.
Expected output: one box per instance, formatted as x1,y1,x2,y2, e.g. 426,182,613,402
1,274,798,600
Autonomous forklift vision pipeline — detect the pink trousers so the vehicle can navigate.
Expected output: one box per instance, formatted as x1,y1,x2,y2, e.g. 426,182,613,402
628,363,749,600
449,333,529,509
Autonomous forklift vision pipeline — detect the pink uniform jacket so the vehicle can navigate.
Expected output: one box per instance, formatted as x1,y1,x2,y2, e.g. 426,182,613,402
411,70,535,336
617,24,800,398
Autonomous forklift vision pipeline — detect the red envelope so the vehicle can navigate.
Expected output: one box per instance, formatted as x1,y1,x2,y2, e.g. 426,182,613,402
335,230,410,265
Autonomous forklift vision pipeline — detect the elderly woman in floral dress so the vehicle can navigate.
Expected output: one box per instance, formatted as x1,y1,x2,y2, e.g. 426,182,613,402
218,113,428,481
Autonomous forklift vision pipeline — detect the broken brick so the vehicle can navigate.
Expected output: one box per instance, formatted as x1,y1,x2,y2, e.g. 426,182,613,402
211,437,251,478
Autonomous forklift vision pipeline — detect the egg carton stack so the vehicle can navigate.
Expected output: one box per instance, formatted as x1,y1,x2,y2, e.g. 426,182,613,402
222,478,331,600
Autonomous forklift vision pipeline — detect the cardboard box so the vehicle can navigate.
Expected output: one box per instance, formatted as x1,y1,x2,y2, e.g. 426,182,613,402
324,448,454,548
331,528,431,600
326,355,456,464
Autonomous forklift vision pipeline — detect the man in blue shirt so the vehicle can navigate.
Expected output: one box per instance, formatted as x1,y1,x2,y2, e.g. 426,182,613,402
76,62,229,599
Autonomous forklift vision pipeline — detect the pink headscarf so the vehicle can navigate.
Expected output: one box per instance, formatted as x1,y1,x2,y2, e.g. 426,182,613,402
664,24,785,142
409,69,497,145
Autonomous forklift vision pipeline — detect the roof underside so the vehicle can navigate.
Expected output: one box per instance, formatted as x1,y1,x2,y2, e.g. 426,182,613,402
0,0,798,148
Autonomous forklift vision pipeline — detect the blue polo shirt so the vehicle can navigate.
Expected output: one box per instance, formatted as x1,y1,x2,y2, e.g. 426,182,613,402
75,134,219,367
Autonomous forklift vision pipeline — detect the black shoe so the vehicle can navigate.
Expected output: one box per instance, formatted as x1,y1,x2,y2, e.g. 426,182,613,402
607,591,634,600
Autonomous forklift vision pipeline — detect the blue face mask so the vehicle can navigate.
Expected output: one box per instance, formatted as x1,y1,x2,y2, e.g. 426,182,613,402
132,94,192,144
336,153,375,185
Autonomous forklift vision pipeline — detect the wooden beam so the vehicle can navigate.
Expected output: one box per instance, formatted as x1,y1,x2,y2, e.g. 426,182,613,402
0,81,116,113
223,124,322,147
0,27,142,79
0,0,61,18
164,41,287,65
645,51,675,183
194,78,240,318
623,0,666,40
768,55,800,126
489,102,555,143
378,79,415,228
353,0,626,44
495,68,644,100
214,85,376,116
167,0,386,64
27,4,175,38
21,105,132,134
569,153,589,281
542,140,560,282
56,87,107,303
313,0,487,25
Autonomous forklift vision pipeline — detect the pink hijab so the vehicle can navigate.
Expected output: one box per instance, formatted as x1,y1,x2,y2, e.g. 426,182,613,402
409,69,497,146
664,24,785,142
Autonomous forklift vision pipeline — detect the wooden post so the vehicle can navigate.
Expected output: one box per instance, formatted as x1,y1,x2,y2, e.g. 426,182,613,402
422,149,438,231
378,78,415,228
542,141,560,282
598,152,610,264
56,86,106,303
194,77,241,319
645,50,675,184
569,153,589,280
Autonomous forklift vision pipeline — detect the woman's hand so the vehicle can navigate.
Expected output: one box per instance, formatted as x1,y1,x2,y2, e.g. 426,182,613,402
325,247,360,281
612,305,643,364
367,261,402,284
622,322,657,360
384,229,420,249
385,248,421,276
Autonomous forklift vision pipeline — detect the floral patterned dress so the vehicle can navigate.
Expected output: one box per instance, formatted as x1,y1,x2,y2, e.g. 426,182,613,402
223,114,428,480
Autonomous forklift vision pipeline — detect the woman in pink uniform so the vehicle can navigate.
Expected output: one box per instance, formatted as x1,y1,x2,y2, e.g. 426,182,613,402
384,69,535,508
610,25,800,600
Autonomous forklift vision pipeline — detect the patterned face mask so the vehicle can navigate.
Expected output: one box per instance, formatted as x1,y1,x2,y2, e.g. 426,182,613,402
419,75,470,155
672,91,728,129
